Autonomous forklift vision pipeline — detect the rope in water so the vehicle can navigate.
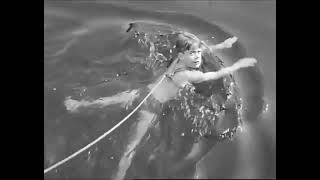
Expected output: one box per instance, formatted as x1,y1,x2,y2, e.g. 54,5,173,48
44,74,167,174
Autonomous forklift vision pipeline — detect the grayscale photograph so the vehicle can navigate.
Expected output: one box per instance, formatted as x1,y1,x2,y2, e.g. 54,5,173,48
44,0,276,179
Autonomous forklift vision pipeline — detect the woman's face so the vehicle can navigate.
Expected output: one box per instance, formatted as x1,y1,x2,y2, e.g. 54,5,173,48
179,45,202,68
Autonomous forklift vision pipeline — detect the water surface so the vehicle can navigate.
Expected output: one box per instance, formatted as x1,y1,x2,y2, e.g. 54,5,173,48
44,1,276,179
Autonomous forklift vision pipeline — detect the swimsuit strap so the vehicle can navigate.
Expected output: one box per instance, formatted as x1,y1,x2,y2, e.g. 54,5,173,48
173,67,189,74
165,67,187,80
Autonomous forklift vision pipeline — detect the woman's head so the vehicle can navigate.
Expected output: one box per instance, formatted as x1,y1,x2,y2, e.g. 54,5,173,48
172,32,206,69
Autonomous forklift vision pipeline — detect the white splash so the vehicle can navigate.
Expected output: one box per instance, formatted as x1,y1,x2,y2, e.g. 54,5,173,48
51,38,77,57
71,28,89,36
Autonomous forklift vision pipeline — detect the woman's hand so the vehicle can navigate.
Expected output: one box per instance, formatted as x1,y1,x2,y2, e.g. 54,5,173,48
220,36,238,48
231,57,257,71
210,36,238,50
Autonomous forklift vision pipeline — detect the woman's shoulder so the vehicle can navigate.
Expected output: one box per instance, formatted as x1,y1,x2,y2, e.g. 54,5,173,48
171,69,203,84
177,69,203,77
171,69,193,78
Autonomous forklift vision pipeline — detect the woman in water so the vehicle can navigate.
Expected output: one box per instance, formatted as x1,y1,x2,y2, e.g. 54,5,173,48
64,32,256,179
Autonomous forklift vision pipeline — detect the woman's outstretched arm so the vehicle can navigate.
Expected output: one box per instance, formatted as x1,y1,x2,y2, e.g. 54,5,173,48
187,57,257,83
208,36,238,50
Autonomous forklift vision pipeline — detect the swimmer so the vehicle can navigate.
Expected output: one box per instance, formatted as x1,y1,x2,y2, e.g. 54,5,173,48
64,32,256,179
145,33,254,178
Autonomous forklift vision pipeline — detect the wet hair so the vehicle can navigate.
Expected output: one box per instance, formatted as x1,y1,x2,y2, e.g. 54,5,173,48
175,33,203,53
167,32,205,68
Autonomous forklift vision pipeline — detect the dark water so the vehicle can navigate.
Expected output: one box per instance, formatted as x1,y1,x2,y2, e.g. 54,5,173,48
44,1,276,179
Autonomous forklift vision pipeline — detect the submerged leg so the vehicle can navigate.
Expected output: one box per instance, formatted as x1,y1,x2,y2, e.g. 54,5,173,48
166,135,219,176
113,110,157,180
64,89,140,113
